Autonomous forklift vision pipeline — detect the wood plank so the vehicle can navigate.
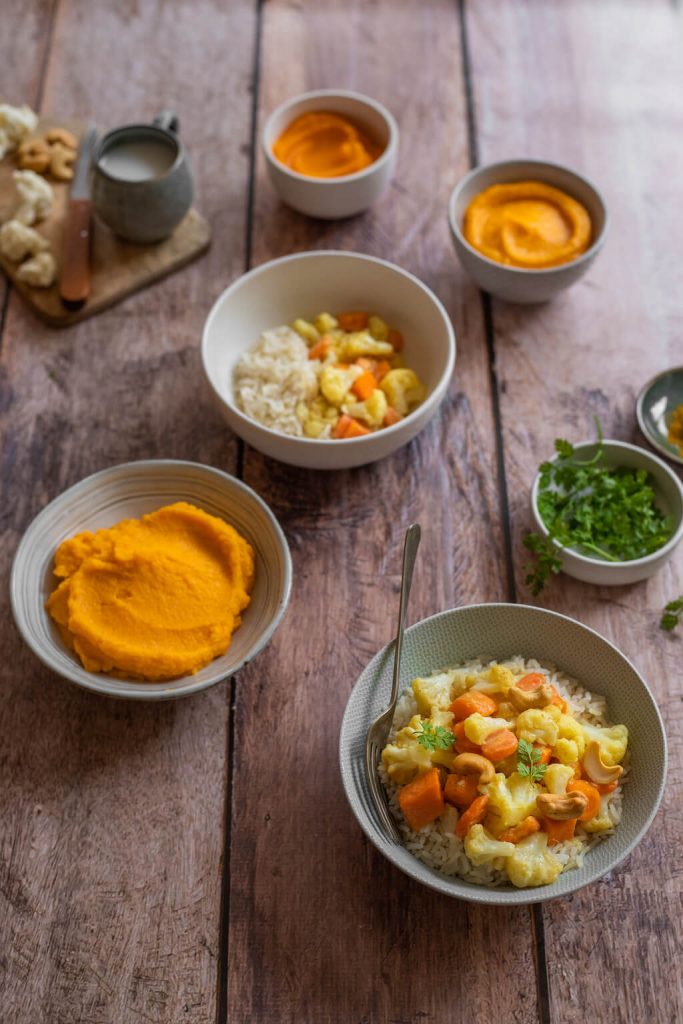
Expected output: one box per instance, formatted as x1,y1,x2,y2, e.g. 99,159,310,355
465,1,683,1021
229,2,539,1022
0,1,257,1021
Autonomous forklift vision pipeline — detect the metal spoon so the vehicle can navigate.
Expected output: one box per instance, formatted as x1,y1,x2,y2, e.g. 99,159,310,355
365,523,421,843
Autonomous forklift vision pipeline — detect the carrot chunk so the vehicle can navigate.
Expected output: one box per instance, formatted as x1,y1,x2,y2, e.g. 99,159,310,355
499,816,541,844
540,816,577,846
351,370,377,402
567,779,601,821
453,721,481,755
399,767,445,831
343,418,371,438
481,728,518,762
443,773,479,809
455,794,490,838
308,336,331,360
387,328,404,351
535,745,553,765
332,415,352,439
383,407,402,428
374,359,392,382
338,311,369,332
517,673,546,691
448,692,498,721
594,780,618,795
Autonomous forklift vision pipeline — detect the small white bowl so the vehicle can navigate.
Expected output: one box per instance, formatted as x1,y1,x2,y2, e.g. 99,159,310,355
448,159,608,303
201,251,456,470
530,440,683,585
262,89,398,219
10,461,292,700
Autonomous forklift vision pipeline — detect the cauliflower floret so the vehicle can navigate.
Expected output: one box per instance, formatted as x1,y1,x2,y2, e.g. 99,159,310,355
341,331,394,360
506,832,562,888
16,251,56,288
426,707,457,769
0,219,48,262
291,318,320,345
579,723,628,766
464,824,515,866
380,368,426,416
557,714,586,753
13,170,53,225
554,738,580,765
411,670,458,716
319,364,362,406
368,315,389,341
486,772,539,829
582,794,615,834
485,664,517,695
463,713,511,745
543,763,574,795
515,709,559,747
343,388,388,427
314,312,338,334
0,103,38,158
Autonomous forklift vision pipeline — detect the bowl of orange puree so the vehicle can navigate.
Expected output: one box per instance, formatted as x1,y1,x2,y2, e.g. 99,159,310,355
263,89,398,219
448,159,608,303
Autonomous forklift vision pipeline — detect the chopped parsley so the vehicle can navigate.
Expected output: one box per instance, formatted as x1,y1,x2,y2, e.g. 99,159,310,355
516,738,548,783
415,722,456,752
661,595,683,632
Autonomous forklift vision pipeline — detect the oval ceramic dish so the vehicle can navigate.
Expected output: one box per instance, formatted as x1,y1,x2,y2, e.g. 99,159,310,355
448,159,608,303
10,460,292,700
202,251,456,470
339,603,666,905
530,439,683,585
636,366,683,467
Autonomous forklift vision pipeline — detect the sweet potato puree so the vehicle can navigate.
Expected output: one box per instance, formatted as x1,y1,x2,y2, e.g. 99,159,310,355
464,181,592,268
46,502,255,680
272,111,382,177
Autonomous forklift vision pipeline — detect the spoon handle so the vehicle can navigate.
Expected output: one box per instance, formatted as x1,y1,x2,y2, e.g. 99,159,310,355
389,523,421,709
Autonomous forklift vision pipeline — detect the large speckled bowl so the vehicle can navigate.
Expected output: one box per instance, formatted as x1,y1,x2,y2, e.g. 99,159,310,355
10,461,292,701
339,603,666,905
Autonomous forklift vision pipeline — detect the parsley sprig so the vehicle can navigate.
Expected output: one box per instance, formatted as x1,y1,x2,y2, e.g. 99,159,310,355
661,595,683,632
516,739,548,783
415,722,456,752
524,418,674,594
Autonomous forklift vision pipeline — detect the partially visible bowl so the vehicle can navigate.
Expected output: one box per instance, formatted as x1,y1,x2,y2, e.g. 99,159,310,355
201,251,456,470
448,159,608,303
262,89,398,219
339,602,666,905
10,460,292,700
530,439,683,585
636,366,683,467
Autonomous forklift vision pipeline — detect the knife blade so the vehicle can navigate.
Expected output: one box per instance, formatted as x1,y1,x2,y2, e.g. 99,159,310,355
59,126,97,310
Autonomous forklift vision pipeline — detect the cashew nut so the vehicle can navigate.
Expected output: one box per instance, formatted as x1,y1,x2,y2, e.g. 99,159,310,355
536,792,588,821
452,752,495,785
46,127,78,150
17,138,51,173
508,682,555,712
582,741,623,786
49,143,75,181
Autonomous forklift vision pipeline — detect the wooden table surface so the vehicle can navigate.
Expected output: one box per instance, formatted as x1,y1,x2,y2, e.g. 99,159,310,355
2,2,682,1022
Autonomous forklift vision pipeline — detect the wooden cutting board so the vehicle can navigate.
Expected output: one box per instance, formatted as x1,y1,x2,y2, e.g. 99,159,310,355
0,117,211,326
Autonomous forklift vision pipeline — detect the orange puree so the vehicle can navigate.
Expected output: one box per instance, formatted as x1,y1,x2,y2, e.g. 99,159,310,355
464,181,592,269
273,111,382,178
46,502,255,680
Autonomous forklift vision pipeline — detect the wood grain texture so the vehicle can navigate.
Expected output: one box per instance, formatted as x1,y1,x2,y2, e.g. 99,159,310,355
0,1,257,1021
228,2,538,1022
465,1,683,1021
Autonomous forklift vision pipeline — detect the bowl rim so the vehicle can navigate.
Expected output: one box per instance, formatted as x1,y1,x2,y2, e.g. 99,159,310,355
262,88,399,185
530,438,683,567
447,158,609,276
9,459,293,701
635,365,683,467
201,249,456,447
339,601,668,905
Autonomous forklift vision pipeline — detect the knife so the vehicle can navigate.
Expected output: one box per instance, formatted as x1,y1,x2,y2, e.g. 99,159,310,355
59,126,97,311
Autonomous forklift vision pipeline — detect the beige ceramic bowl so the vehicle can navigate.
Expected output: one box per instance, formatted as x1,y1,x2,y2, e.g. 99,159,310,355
448,159,608,303
10,461,292,700
262,89,398,219
530,439,683,585
201,251,456,470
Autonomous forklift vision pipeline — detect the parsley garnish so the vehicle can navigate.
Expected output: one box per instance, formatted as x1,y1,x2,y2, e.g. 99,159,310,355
525,418,674,594
415,722,456,752
661,595,683,632
516,738,548,783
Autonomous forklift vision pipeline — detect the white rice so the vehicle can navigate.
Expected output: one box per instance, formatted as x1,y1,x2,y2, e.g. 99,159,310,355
233,326,319,437
379,655,627,887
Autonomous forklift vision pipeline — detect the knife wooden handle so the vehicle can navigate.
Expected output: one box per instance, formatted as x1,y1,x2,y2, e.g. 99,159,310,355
60,198,92,309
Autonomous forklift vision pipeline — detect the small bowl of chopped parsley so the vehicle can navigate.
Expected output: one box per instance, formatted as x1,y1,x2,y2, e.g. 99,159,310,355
527,423,683,588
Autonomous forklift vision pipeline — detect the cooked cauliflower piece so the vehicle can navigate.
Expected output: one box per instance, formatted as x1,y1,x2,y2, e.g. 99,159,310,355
0,219,48,262
380,368,426,416
368,314,389,341
471,663,517,696
411,670,458,716
0,103,38,158
291,317,320,345
543,763,574,796
506,832,562,888
314,312,337,334
464,824,515,866
554,738,580,765
486,771,539,829
515,708,559,747
16,251,56,287
381,714,433,783
582,794,615,834
463,713,511,745
341,331,394,360
579,723,628,766
557,714,586,756
13,170,53,225
343,388,388,427
319,364,363,406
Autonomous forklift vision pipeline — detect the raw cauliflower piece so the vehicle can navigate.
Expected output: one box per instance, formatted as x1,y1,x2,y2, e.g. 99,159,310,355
411,670,458,716
0,103,38,158
579,722,628,767
486,771,539,829
543,763,574,796
463,713,510,745
582,794,615,834
381,714,433,783
506,832,562,888
464,824,515,866
343,388,388,427
515,708,559,747
13,170,53,225
16,251,56,287
341,331,394,360
319,364,362,407
0,219,48,262
379,368,425,416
